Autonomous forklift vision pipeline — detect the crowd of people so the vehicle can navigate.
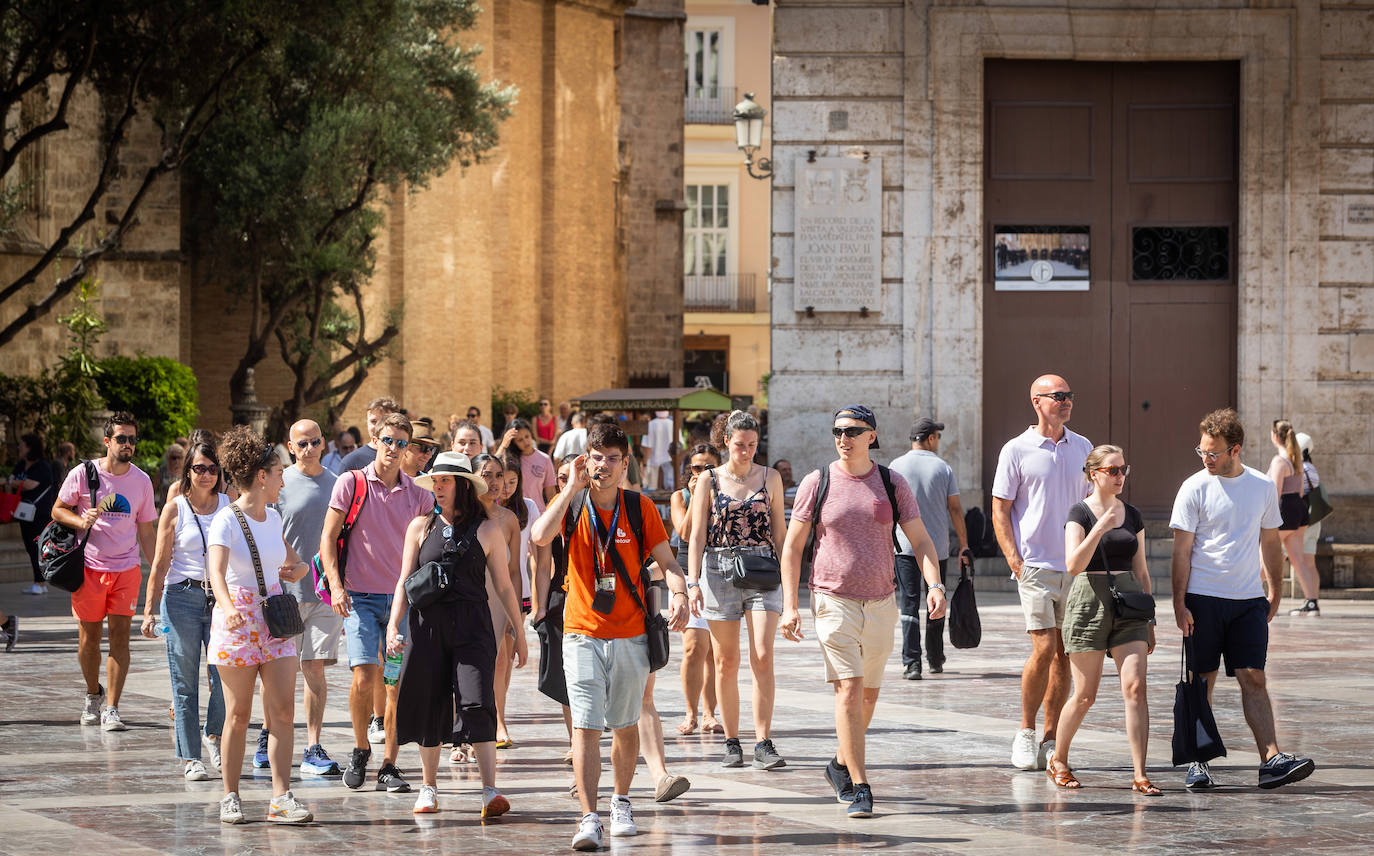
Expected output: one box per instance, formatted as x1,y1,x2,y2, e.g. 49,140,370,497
0,378,1325,848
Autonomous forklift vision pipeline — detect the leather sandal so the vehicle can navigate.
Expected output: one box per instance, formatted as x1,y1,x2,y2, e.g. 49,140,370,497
1132,776,1162,796
1047,760,1081,789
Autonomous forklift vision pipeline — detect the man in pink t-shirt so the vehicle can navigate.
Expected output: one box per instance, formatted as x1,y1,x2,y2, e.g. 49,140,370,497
780,405,946,819
51,412,158,732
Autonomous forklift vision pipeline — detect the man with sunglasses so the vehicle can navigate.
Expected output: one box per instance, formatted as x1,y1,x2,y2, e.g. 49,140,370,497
276,419,343,776
320,412,434,793
992,374,1093,771
52,412,158,730
779,405,945,818
339,396,402,472
1169,408,1315,790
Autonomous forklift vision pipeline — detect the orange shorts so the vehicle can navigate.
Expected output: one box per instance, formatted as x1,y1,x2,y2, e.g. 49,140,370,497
71,567,141,623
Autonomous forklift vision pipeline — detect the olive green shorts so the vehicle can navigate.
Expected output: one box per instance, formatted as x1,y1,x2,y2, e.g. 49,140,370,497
1062,573,1151,654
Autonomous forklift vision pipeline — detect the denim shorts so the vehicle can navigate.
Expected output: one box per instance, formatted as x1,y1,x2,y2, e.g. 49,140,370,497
563,632,649,731
700,547,783,621
344,591,396,668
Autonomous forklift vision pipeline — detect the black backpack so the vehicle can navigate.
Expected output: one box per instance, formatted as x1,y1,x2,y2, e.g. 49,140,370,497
964,506,999,558
39,460,100,592
800,463,901,570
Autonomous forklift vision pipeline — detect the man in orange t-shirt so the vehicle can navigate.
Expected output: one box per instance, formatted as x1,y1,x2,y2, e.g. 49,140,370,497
532,422,688,851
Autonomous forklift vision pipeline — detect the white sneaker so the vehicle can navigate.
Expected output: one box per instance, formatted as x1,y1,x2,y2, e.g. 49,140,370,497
367,715,385,746
1037,739,1056,771
22,582,46,595
413,784,438,814
220,791,244,824
609,796,637,837
267,790,314,823
81,687,104,725
572,813,604,851
481,786,510,819
1011,728,1039,770
204,734,222,769
101,707,128,732
184,759,209,781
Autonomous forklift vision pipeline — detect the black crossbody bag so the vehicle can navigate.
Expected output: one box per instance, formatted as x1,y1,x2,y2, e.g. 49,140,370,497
707,469,782,590
232,505,303,639
604,521,670,672
1078,501,1155,622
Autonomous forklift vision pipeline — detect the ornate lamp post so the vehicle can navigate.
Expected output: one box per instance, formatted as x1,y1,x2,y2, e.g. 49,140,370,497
733,92,773,180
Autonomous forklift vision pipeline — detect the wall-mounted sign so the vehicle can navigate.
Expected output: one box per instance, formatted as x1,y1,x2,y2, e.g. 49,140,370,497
1349,204,1374,225
993,226,1090,291
794,157,882,312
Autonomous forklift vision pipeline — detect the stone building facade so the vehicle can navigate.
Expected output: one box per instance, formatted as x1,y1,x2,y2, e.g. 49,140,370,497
769,0,1374,532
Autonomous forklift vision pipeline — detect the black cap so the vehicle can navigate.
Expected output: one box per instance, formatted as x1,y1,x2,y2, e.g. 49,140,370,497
834,404,880,450
911,417,944,443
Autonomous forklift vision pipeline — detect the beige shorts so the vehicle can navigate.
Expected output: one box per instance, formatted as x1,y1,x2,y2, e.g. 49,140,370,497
811,591,898,688
1018,565,1071,632
295,600,342,664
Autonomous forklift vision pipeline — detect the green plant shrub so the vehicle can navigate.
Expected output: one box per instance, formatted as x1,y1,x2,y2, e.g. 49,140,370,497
490,385,540,425
97,356,200,471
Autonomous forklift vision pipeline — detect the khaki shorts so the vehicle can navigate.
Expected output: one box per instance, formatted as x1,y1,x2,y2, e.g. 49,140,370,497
1018,565,1071,632
811,591,898,688
1062,573,1151,654
295,600,342,664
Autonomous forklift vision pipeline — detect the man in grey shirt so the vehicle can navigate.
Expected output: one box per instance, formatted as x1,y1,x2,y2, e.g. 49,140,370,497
889,418,969,680
279,418,343,776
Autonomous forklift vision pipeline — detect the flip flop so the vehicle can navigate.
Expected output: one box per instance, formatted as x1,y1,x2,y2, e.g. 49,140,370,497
677,719,699,735
495,738,515,749
703,719,724,734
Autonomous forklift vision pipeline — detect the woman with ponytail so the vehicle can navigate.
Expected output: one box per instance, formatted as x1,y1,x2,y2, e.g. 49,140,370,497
1269,420,1319,616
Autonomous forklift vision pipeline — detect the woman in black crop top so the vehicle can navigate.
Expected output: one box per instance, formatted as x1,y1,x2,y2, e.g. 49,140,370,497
384,452,527,817
1049,444,1159,796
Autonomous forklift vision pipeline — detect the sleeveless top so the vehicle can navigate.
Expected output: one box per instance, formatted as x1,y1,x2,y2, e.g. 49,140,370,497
167,493,231,585
670,486,691,549
415,513,488,605
706,467,772,548
535,415,557,443
519,496,538,598
1270,455,1303,495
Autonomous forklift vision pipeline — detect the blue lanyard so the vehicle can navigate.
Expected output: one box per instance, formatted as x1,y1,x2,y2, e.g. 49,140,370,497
585,489,621,578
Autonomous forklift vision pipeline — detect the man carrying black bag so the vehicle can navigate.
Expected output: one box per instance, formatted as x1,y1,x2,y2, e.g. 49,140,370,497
1170,408,1315,790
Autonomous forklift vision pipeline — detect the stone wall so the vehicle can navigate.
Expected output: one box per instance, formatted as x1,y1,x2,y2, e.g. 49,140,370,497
771,1,1373,534
620,0,687,387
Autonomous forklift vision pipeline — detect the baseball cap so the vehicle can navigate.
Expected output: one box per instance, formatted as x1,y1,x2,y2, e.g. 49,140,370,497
911,417,944,442
834,404,879,449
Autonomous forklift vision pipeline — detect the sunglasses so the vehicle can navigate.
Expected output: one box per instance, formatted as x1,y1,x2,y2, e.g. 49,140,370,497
689,464,710,473
190,464,219,476
1093,465,1130,477
1034,391,1075,403
832,426,871,439
112,434,138,445
378,435,410,449
294,437,323,450
1195,446,1235,462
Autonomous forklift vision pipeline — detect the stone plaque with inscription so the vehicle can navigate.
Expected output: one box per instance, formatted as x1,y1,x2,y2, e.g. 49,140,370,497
793,157,882,312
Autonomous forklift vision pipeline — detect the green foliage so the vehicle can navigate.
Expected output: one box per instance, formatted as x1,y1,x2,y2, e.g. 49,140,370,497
96,356,200,471
491,386,540,424
48,278,108,455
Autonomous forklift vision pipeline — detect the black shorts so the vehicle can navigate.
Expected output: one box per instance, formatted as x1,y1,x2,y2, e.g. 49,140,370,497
1185,593,1268,677
1278,493,1309,530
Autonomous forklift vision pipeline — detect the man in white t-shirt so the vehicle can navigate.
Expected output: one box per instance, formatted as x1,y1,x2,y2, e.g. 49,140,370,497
642,411,675,490
1170,408,1315,791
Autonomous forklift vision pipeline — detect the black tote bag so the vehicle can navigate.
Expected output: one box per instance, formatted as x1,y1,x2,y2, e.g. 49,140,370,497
948,561,981,649
1172,637,1227,766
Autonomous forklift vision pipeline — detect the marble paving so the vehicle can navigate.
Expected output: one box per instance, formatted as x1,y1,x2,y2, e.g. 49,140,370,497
2,578,1371,855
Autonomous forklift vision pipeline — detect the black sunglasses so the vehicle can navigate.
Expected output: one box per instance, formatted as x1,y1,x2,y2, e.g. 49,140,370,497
190,463,219,476
832,426,870,439
112,434,138,445
689,464,710,473
1034,391,1075,403
294,437,323,449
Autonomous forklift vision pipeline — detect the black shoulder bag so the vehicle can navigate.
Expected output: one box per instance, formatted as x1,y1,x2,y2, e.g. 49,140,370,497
1078,501,1155,622
600,491,670,672
405,514,480,609
232,505,303,638
38,460,100,593
707,469,783,591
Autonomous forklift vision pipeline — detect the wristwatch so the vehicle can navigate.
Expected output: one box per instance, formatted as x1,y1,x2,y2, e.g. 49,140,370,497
686,581,699,589
930,582,947,594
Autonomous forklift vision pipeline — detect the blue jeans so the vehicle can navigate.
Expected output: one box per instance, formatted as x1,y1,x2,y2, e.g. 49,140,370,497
163,581,224,760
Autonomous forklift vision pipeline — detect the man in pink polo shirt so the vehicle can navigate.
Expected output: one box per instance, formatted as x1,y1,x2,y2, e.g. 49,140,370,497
51,412,158,731
320,412,434,793
780,405,946,819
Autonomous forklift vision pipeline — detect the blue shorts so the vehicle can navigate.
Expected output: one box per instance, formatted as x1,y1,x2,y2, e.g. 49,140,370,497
1185,593,1268,677
344,591,398,668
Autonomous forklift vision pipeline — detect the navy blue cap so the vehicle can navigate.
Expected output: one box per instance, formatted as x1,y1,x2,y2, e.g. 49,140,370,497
833,405,879,449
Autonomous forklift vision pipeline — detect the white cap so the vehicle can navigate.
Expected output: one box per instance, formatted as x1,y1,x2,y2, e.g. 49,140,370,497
1296,432,1313,455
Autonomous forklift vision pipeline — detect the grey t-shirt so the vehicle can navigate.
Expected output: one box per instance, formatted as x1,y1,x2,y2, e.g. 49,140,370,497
889,449,958,558
278,465,338,602
339,444,378,473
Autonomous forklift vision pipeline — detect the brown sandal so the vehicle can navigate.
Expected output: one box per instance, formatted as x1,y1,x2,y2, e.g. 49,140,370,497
1047,760,1081,789
1132,777,1162,796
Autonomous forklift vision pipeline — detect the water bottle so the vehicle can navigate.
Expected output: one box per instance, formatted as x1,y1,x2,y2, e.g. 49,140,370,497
154,620,172,637
383,638,405,686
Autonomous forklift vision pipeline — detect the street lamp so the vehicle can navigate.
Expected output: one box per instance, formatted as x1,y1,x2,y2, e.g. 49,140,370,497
733,92,772,180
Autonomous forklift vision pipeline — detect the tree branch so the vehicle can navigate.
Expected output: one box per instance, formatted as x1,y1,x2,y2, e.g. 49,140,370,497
0,22,96,180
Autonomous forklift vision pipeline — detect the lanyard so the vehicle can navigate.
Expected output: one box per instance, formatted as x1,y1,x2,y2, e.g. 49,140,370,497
585,489,621,580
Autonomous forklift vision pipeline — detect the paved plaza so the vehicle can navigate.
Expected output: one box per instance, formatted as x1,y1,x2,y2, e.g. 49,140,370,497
2,577,1372,855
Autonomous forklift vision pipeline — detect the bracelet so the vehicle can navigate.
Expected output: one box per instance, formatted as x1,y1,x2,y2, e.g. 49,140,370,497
930,582,947,593
672,590,688,599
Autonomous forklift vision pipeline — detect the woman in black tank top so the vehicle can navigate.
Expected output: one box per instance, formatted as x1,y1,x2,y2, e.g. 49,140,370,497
384,452,527,817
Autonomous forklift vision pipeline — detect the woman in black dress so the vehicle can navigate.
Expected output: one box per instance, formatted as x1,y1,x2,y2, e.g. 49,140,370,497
385,452,527,817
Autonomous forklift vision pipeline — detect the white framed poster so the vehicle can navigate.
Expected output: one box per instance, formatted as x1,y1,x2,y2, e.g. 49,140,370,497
993,226,1090,291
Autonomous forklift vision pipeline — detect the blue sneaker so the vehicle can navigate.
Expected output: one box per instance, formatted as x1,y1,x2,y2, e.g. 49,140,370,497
253,728,270,769
302,743,341,776
1184,761,1214,790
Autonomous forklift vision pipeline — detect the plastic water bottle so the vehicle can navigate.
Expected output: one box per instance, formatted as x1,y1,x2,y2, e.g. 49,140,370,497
154,621,172,637
383,639,405,686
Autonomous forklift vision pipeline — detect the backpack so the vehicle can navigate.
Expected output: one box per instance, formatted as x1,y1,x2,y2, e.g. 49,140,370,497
964,506,999,558
314,469,367,605
38,460,100,593
800,462,901,570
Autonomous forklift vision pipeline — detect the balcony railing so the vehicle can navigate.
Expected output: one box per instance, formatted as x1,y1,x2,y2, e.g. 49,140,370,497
685,273,758,313
685,86,736,125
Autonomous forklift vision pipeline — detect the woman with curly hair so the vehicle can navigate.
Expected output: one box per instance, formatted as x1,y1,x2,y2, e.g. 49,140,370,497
206,426,314,824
